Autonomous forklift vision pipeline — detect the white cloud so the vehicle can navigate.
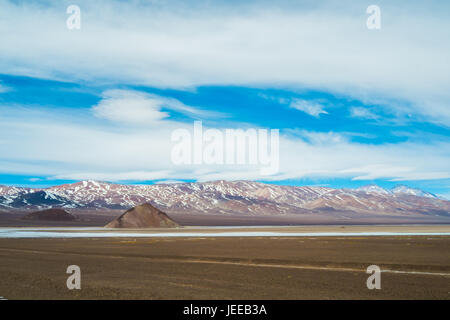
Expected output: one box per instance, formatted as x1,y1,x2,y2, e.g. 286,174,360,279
93,90,169,125
52,171,171,182
341,165,450,181
155,180,185,185
0,1,449,124
275,134,450,182
349,107,379,120
92,89,225,125
290,99,328,118
0,99,449,183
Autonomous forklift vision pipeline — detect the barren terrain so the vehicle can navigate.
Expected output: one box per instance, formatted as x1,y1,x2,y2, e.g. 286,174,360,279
0,231,448,299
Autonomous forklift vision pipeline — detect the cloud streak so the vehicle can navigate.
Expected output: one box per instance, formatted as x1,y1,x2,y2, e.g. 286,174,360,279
349,107,379,120
290,99,328,118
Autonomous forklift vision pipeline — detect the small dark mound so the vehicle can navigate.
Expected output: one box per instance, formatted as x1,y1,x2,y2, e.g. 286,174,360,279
22,208,76,221
105,203,179,228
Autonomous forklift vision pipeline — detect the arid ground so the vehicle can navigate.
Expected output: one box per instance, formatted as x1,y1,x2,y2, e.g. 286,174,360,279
2,209,450,227
0,227,449,299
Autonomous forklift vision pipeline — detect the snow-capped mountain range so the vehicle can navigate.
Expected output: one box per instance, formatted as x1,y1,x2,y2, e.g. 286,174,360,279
0,180,448,217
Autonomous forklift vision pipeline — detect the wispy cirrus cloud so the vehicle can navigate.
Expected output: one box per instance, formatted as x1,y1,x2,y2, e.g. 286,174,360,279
289,99,328,118
52,170,172,182
349,107,379,120
93,89,226,125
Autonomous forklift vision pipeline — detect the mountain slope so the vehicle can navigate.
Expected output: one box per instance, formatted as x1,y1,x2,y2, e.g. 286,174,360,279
0,180,449,217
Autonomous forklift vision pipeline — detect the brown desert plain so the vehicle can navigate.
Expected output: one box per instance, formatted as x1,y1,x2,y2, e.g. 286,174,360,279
0,223,449,299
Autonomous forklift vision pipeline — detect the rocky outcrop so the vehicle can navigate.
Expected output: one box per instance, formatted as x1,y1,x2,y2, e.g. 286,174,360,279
105,203,179,228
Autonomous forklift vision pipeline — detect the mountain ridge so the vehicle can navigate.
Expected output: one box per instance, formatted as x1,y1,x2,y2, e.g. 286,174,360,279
0,180,448,218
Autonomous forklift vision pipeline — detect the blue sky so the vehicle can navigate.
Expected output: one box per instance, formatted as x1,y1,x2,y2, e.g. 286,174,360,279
0,0,449,198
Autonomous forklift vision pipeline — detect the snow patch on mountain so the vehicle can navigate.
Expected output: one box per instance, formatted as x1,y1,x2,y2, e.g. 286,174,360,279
356,184,391,195
391,185,437,198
